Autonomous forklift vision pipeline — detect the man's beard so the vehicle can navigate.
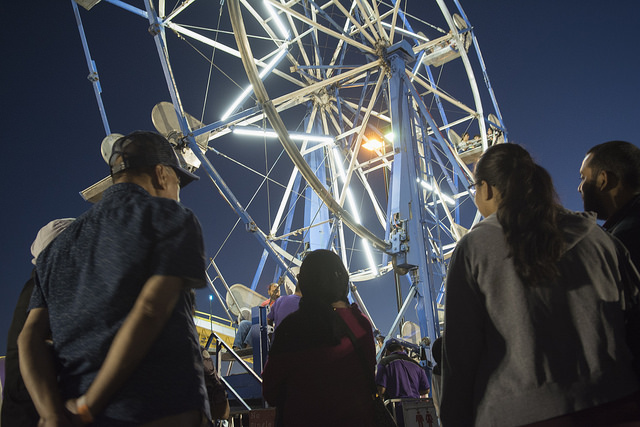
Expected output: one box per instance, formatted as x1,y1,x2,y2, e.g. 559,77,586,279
581,181,607,220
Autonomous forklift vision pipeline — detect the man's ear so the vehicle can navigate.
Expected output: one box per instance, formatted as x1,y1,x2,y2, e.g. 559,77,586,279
152,164,168,190
598,170,619,192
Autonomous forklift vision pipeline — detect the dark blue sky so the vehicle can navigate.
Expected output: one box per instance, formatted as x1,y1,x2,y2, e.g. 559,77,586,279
1,0,638,355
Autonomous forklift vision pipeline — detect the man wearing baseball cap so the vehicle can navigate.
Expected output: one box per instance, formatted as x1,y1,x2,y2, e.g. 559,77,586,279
109,130,200,192
19,131,211,426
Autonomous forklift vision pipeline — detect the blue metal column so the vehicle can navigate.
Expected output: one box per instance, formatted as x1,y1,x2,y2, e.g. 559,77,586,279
303,117,331,251
385,41,438,343
71,0,111,136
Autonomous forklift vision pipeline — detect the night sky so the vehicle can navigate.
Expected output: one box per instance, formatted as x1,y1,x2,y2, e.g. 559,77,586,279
1,0,639,356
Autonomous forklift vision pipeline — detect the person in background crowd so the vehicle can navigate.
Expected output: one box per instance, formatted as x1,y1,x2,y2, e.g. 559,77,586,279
262,250,376,426
376,339,430,426
1,218,74,427
233,283,280,350
579,140,640,268
430,336,443,416
260,283,281,308
189,290,230,423
440,143,640,426
267,282,302,330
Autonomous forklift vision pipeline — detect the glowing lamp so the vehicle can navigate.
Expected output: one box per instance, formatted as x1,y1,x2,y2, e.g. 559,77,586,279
362,139,383,151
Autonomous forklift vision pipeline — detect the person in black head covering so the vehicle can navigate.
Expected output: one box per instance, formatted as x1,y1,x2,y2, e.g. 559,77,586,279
262,249,377,426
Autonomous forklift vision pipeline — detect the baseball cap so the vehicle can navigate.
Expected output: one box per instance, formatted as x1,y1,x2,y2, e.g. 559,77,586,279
109,131,199,187
31,218,75,265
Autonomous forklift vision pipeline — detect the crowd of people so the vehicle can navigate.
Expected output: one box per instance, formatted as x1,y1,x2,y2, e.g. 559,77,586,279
2,130,640,427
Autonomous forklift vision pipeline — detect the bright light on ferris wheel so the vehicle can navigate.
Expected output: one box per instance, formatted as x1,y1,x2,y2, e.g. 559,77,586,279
221,47,288,121
230,124,379,274
332,147,378,275
264,0,291,40
362,132,393,151
362,139,383,151
418,179,456,206
232,127,334,144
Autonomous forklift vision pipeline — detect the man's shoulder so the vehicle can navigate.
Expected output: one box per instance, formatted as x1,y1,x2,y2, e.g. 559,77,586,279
607,201,640,250
606,195,640,231
279,294,301,304
136,194,201,238
614,210,640,232
380,352,420,367
104,183,196,216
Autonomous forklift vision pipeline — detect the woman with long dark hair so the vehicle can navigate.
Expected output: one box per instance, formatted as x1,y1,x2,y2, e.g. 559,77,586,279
439,143,640,426
262,249,376,426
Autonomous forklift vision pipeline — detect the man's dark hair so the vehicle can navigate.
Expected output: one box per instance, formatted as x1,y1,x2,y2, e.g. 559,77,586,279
587,141,640,192
111,165,157,183
109,130,199,187
387,340,403,353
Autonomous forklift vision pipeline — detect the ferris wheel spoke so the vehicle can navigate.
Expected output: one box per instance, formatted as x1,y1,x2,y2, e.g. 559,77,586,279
325,107,393,224
367,0,389,43
338,99,391,127
166,22,241,58
270,60,382,111
164,21,294,86
351,0,383,42
323,2,360,80
281,20,313,81
407,69,477,119
329,0,378,47
266,0,376,55
386,0,402,42
335,70,386,208
163,0,196,22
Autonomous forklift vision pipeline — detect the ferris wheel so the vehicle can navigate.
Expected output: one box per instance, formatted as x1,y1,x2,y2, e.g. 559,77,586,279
72,0,506,349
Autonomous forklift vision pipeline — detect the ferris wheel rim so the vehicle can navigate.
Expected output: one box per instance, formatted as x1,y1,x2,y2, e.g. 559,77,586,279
222,0,482,260
76,0,502,279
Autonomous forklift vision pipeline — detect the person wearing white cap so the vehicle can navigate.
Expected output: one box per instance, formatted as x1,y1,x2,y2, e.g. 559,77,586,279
18,131,210,426
2,218,74,427
29,219,76,266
